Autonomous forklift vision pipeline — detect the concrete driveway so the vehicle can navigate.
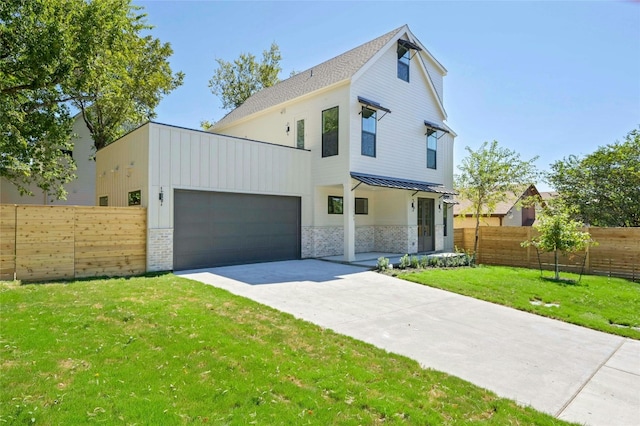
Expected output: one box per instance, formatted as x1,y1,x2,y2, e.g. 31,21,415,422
177,259,640,426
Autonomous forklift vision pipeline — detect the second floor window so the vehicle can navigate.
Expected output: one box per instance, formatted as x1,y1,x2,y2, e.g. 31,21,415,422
322,107,339,157
296,119,305,149
361,107,376,157
427,129,437,169
398,45,410,82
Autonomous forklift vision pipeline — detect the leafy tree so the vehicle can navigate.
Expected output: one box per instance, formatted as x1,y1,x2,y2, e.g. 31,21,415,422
208,42,282,111
66,0,184,150
1,0,183,197
1,0,79,198
548,129,640,227
455,141,539,259
522,210,596,281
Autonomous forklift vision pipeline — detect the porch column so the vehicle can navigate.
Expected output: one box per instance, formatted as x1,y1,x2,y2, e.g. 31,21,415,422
343,180,356,262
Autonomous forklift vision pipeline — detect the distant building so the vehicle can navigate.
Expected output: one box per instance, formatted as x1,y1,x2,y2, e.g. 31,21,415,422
454,184,543,228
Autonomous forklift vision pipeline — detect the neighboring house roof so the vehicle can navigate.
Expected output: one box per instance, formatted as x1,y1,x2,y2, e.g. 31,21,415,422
539,191,559,202
212,24,448,131
454,184,541,216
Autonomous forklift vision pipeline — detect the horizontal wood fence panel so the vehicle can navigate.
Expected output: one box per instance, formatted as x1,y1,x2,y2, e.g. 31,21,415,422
0,204,146,282
16,206,75,281
454,226,640,281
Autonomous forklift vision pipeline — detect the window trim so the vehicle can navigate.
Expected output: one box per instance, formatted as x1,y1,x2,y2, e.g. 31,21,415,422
322,106,339,158
361,106,376,157
328,195,343,214
128,190,141,206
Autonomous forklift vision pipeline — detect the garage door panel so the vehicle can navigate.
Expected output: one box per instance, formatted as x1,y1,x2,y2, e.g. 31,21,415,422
174,190,301,270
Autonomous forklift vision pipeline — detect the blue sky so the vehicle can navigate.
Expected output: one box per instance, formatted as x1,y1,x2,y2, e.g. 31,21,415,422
136,0,640,191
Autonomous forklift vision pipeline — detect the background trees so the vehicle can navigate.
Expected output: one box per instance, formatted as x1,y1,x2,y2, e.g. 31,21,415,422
455,141,539,258
206,42,282,115
548,129,640,227
1,0,183,198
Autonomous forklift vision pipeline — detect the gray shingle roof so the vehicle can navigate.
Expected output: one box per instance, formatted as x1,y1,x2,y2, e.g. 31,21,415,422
212,26,405,130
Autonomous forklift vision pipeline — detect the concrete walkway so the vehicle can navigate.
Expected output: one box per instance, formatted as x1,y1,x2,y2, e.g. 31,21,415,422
177,260,640,426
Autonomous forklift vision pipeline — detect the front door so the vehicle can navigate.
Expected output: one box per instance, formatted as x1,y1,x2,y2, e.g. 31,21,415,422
417,198,434,252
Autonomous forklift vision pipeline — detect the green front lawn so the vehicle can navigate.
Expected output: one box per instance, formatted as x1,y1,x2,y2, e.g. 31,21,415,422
400,266,640,339
0,275,571,425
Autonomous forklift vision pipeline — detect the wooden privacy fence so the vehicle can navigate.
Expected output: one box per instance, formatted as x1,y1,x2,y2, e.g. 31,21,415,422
0,204,146,282
454,226,640,281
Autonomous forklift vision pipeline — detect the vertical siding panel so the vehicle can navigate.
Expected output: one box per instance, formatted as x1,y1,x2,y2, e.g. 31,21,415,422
226,140,235,189
159,128,171,187
250,145,259,191
190,133,200,187
235,142,244,190
180,131,191,186
170,131,181,186
209,136,218,188
258,145,267,192
200,137,209,187
218,139,227,189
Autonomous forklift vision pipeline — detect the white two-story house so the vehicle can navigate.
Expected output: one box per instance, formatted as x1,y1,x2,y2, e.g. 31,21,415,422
95,24,456,271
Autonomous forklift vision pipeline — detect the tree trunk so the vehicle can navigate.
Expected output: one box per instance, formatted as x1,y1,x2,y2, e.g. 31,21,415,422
554,249,560,280
473,214,481,264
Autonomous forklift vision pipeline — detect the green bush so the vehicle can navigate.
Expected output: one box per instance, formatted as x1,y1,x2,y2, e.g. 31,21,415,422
377,257,390,271
399,254,411,269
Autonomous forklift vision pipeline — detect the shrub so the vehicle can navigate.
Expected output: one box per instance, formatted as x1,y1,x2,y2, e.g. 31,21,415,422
398,254,411,269
410,255,420,269
377,257,390,271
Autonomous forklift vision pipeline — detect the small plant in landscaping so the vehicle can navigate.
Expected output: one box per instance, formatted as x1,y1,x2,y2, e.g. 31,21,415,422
377,256,390,271
420,256,429,268
399,254,411,269
410,255,420,269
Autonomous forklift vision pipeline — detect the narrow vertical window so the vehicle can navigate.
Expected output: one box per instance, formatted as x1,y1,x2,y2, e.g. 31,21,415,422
361,107,376,157
296,119,305,149
322,107,339,157
427,129,437,169
397,45,410,82
443,203,448,237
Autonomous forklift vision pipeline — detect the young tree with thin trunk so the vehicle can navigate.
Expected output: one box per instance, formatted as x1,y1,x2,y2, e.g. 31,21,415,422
522,210,596,280
455,141,539,260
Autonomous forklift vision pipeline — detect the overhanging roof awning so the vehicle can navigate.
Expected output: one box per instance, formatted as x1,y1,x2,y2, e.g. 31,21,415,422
442,198,459,205
424,120,449,133
357,96,391,114
398,39,422,52
351,172,457,195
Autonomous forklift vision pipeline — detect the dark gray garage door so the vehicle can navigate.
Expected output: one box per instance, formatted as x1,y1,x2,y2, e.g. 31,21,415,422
173,190,301,270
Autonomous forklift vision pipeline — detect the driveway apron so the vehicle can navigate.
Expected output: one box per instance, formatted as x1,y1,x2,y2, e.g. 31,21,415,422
177,259,640,426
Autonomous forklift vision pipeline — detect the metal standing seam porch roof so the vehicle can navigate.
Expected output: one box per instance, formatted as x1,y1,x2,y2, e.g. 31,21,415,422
350,172,457,195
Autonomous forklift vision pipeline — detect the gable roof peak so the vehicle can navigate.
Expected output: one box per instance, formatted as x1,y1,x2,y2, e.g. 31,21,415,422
212,25,409,130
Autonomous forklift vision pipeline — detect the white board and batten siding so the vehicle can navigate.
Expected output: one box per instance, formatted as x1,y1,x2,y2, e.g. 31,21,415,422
146,123,312,229
349,40,453,187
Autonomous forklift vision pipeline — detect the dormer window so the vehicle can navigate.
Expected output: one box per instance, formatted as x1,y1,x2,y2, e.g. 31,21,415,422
397,39,421,82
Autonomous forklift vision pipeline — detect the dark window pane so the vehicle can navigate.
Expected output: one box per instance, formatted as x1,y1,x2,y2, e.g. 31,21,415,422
355,198,368,215
296,119,305,149
99,196,108,206
427,131,437,169
427,149,436,169
322,107,339,157
397,45,410,82
128,190,141,206
328,196,343,214
362,132,376,157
